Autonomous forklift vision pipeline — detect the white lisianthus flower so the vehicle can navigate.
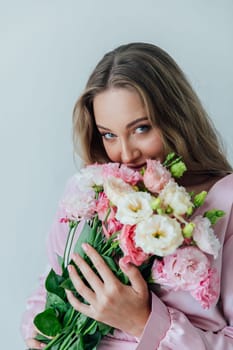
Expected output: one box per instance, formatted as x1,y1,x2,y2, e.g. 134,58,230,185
116,192,153,225
103,176,135,206
192,216,221,259
75,164,104,190
159,180,193,215
135,214,184,256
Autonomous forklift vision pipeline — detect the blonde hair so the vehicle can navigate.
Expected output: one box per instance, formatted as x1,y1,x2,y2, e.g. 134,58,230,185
73,42,232,174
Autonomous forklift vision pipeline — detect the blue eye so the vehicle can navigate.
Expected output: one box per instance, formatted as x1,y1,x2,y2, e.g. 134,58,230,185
135,125,151,133
101,132,116,140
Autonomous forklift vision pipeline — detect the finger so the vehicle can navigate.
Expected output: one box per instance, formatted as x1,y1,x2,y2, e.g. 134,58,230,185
82,243,119,284
65,289,92,318
119,259,148,295
72,252,104,291
68,264,96,304
25,337,46,349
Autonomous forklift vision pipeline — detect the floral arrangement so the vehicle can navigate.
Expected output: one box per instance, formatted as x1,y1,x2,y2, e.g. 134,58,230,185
33,153,224,350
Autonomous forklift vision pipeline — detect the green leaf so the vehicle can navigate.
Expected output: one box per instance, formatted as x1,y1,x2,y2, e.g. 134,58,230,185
62,306,75,327
46,292,68,314
34,308,62,337
83,332,102,350
60,277,76,291
68,337,84,350
93,227,105,249
76,313,89,333
116,270,129,284
163,152,176,165
97,321,113,336
45,269,65,300
57,254,64,268
34,333,50,344
204,209,225,225
73,221,93,258
102,256,118,272
87,321,98,335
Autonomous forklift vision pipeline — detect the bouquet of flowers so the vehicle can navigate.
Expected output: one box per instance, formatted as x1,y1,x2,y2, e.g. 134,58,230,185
33,153,224,350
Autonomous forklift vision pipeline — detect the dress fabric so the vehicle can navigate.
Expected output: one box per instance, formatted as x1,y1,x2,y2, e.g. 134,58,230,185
21,173,233,349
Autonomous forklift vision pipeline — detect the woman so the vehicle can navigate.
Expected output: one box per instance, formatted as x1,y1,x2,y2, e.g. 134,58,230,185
22,42,233,349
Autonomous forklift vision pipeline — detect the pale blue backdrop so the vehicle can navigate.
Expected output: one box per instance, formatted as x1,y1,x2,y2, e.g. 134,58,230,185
0,1,232,348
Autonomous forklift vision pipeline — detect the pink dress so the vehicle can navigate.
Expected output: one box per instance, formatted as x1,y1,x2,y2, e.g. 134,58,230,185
21,173,233,349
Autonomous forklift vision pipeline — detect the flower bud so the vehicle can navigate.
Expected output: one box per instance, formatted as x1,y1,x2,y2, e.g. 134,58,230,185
170,161,187,178
150,197,161,210
157,208,164,215
182,222,195,238
165,205,173,214
186,206,193,216
194,191,207,207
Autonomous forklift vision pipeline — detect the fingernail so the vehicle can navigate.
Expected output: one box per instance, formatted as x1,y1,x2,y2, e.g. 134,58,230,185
82,243,89,252
68,265,73,273
40,343,46,348
71,253,77,261
119,259,129,270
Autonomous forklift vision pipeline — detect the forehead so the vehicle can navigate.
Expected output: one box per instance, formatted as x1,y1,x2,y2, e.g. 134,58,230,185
93,87,147,128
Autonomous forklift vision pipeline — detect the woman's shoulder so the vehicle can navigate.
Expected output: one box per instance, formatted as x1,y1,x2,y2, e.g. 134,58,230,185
205,173,233,218
210,173,233,195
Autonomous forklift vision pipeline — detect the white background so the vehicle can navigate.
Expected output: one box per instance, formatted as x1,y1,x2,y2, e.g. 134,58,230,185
0,1,232,348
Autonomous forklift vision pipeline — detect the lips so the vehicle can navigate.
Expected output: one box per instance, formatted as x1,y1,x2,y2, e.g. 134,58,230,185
126,163,146,171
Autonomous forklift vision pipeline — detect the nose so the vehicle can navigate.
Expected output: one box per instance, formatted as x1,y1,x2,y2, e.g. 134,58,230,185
120,139,140,164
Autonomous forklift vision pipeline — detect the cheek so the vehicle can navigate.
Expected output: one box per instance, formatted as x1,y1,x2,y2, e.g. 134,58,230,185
103,142,119,162
144,135,165,160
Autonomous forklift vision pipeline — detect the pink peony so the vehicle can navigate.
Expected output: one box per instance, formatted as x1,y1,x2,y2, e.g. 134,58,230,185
191,267,219,309
143,159,171,193
119,225,149,266
192,216,221,259
151,246,210,291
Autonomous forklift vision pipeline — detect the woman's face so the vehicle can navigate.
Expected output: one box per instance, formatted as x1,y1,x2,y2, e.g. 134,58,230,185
93,88,165,169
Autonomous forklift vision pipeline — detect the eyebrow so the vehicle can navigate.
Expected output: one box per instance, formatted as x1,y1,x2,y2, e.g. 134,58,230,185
96,117,149,131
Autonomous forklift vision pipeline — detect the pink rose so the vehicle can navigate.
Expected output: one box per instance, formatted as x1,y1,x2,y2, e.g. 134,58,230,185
191,268,219,309
143,159,171,193
151,246,210,291
192,216,221,259
119,225,149,266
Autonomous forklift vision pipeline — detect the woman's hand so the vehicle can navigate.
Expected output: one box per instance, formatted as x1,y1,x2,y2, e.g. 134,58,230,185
25,337,45,349
66,243,151,338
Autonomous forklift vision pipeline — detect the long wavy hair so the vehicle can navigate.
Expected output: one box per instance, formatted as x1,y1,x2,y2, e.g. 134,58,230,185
73,42,232,174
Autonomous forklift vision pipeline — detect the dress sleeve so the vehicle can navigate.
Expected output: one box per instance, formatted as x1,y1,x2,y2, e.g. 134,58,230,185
21,175,81,341
137,204,233,350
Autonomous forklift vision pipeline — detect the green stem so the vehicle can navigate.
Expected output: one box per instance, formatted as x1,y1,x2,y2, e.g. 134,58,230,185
43,332,65,350
102,240,119,256
83,320,97,335
59,330,75,350
65,307,76,327
63,221,79,268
